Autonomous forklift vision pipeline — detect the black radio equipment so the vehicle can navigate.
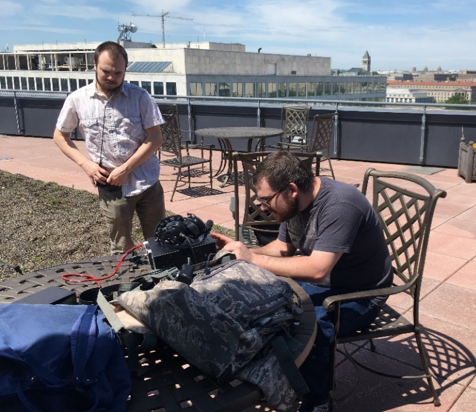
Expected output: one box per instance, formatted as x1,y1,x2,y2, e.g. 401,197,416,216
144,214,216,270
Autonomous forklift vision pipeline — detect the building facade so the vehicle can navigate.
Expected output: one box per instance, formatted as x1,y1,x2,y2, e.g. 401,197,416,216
386,88,435,103
387,80,476,103
0,41,387,101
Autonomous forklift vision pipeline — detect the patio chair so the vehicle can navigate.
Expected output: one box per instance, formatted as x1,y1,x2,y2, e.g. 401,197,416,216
231,151,321,246
158,109,214,201
277,113,336,179
323,168,446,411
280,104,310,144
158,104,203,156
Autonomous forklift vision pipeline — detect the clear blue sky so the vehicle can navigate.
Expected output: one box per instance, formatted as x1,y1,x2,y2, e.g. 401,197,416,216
1,0,475,71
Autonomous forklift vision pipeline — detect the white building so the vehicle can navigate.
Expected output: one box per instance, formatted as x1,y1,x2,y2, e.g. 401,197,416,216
0,41,386,101
386,88,435,104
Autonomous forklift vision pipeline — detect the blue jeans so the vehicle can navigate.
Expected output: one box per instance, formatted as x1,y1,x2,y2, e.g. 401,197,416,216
298,282,380,406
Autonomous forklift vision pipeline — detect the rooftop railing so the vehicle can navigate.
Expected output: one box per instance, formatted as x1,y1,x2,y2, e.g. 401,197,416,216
1,91,474,169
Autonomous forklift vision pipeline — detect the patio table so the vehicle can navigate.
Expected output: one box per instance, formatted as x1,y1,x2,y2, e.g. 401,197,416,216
0,253,316,412
195,127,283,186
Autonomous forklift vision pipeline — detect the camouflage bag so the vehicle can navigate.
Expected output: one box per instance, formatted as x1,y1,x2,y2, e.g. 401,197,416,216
117,257,308,411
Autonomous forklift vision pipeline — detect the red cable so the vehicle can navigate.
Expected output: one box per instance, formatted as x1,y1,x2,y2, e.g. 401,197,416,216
61,244,144,288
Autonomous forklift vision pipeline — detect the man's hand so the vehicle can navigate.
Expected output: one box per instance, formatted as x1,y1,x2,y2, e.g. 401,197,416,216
53,128,109,188
210,233,234,250
81,160,109,186
107,164,128,187
221,241,254,262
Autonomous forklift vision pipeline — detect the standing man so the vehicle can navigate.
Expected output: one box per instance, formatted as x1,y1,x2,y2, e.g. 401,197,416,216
54,41,165,254
212,152,393,412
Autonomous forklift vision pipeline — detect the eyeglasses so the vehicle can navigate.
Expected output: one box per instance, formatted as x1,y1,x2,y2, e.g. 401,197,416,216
257,189,283,207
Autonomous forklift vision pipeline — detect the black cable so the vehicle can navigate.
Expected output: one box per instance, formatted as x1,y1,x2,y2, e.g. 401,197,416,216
204,252,217,275
181,234,198,264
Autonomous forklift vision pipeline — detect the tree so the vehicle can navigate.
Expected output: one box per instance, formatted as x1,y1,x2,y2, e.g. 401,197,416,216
445,94,469,104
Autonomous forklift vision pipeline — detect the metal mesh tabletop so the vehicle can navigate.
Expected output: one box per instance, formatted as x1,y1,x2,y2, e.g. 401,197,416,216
0,256,316,412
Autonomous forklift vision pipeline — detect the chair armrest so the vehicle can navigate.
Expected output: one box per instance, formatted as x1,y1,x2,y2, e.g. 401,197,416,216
182,141,216,150
322,282,411,312
276,142,306,151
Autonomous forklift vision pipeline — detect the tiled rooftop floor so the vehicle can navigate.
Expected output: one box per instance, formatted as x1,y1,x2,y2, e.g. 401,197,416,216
1,134,475,412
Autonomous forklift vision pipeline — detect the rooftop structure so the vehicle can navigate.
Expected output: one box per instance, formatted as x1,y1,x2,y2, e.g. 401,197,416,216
0,41,386,101
387,80,476,103
386,88,435,103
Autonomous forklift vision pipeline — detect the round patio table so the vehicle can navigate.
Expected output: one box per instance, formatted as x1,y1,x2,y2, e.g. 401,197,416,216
0,253,316,412
195,127,283,186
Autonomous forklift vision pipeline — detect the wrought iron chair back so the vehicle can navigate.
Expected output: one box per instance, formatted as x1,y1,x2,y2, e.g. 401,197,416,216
278,112,336,179
231,151,321,246
158,106,214,201
281,105,310,144
159,111,183,160
305,113,335,179
323,169,446,410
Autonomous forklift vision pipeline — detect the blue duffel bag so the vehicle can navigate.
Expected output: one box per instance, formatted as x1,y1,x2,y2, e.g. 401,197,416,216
0,304,131,412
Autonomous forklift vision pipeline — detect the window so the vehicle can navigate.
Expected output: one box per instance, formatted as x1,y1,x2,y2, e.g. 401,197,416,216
204,82,217,96
141,81,151,94
324,82,331,95
129,80,139,86
78,79,86,88
332,82,340,95
44,78,51,91
69,79,77,92
190,83,202,96
257,82,266,98
219,82,231,97
52,78,60,91
288,83,297,97
35,78,43,91
233,83,243,97
21,77,28,90
166,82,177,96
316,82,323,96
307,82,315,97
244,83,255,98
278,83,287,97
298,83,306,97
153,82,164,95
7,77,13,89
28,77,36,90
60,78,68,91
0,77,6,89
88,79,93,84
14,77,20,90
268,82,277,98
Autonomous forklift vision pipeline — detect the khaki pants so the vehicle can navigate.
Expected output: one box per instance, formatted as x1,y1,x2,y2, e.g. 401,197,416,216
98,181,165,254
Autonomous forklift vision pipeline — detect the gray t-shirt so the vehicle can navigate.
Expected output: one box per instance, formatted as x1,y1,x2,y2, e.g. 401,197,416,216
279,177,392,293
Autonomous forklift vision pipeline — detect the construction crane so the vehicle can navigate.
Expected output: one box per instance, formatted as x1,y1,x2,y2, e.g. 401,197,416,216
131,11,192,48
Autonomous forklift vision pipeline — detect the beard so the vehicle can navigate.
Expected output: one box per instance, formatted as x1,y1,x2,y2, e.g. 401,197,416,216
271,195,299,223
96,73,123,95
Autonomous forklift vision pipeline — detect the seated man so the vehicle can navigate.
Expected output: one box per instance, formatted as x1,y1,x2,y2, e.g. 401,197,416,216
212,152,392,412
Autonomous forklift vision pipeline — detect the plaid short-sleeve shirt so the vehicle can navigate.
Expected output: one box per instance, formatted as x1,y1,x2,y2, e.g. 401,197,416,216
56,81,164,197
